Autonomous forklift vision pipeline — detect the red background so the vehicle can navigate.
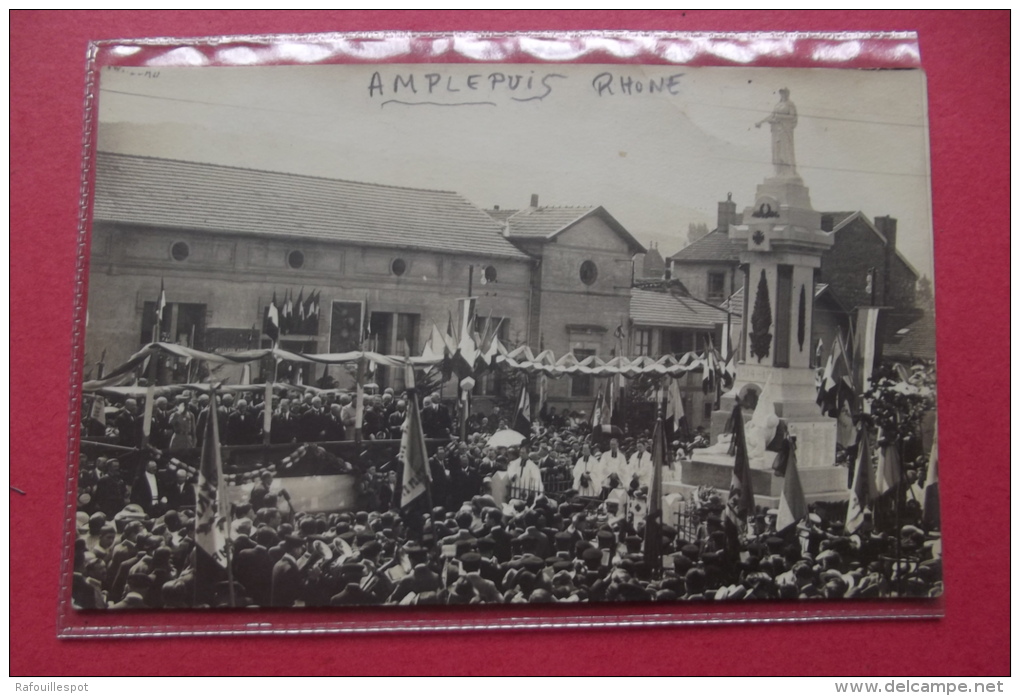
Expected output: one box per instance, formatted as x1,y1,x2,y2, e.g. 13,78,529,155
10,11,1010,675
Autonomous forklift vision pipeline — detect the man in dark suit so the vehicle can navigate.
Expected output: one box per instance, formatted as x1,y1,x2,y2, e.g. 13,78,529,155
166,469,195,511
115,398,143,449
270,536,307,607
299,396,329,442
324,403,347,441
130,459,168,517
225,399,260,446
270,398,298,445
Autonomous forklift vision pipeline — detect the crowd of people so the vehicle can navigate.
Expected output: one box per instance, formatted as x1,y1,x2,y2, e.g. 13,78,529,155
73,384,942,610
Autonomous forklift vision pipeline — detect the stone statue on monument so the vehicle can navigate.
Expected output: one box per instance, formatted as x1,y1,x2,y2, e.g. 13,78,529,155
756,88,798,177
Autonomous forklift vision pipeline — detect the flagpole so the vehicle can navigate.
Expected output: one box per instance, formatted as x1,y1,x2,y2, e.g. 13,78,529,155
211,384,237,609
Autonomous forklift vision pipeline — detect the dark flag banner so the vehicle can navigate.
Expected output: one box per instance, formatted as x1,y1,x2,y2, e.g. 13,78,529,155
643,415,667,574
846,426,875,533
776,439,807,532
724,404,755,537
196,389,230,568
513,383,531,437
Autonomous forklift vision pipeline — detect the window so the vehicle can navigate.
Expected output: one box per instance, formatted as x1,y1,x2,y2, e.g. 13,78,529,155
635,328,653,357
579,260,598,286
141,301,207,353
170,241,190,261
329,301,365,353
703,401,714,421
663,329,695,357
481,264,497,284
367,311,420,389
571,348,596,397
391,258,407,276
707,272,726,304
287,250,305,269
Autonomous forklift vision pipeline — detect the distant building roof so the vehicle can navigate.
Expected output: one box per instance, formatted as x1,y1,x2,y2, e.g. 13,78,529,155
724,283,841,317
641,245,666,278
828,211,921,279
487,205,646,255
882,310,936,362
669,228,741,264
93,152,532,260
630,287,731,330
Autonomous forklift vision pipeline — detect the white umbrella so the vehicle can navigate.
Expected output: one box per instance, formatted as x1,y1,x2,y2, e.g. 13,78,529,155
487,429,525,448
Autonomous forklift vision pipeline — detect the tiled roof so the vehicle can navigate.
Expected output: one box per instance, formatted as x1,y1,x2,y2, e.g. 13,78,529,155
724,283,835,317
496,206,596,238
881,310,936,362
630,288,731,330
827,211,921,279
487,205,646,254
93,152,531,260
669,229,741,263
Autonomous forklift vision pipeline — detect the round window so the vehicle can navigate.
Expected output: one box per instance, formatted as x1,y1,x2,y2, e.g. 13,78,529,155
171,241,190,261
482,265,497,284
391,258,407,276
579,260,598,285
287,250,305,269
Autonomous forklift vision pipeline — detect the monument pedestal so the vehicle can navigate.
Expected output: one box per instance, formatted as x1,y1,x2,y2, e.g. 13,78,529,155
677,89,850,508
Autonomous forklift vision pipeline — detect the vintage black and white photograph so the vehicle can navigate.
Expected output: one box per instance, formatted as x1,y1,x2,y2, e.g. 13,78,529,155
70,56,941,612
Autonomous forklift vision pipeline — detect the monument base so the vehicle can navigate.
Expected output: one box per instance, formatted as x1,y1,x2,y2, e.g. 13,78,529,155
668,452,849,507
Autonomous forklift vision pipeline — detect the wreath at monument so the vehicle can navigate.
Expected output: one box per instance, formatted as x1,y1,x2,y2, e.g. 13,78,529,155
749,269,773,362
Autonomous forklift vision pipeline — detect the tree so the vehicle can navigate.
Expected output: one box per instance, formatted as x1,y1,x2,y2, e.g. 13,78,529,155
749,269,773,362
687,222,710,246
916,275,935,313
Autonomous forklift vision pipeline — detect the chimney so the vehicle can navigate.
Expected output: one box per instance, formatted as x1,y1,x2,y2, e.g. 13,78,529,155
821,214,834,232
493,204,500,211
529,193,540,208
717,192,737,230
875,215,898,305
875,215,897,252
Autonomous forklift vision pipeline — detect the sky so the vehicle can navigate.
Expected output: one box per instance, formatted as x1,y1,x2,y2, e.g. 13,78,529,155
96,62,934,277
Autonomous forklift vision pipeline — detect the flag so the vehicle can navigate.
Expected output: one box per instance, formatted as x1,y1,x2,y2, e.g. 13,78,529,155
142,383,155,438
156,278,167,326
281,290,293,335
855,307,882,411
263,380,273,439
513,383,531,436
846,426,875,533
89,395,107,426
724,405,755,535
875,435,902,497
537,373,548,415
263,292,280,344
665,377,685,432
776,439,807,532
600,378,613,428
421,323,447,362
590,388,604,429
923,426,940,529
643,415,667,574
295,288,306,327
240,364,251,386
354,357,366,441
399,366,432,508
454,297,478,377
196,389,230,568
